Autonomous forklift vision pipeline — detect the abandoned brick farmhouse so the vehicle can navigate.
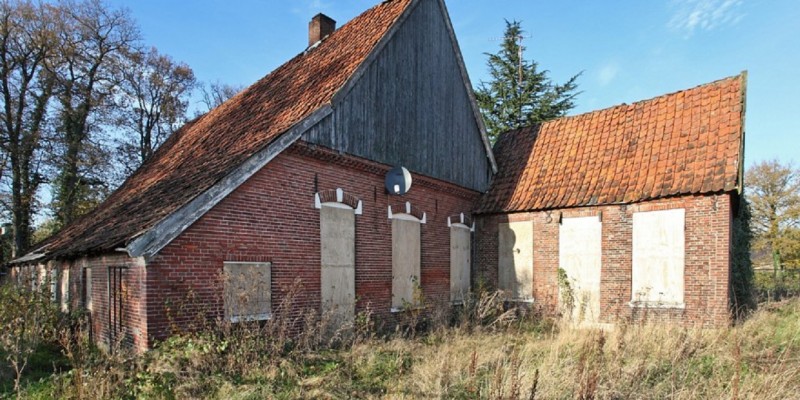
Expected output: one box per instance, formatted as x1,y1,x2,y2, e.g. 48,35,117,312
9,0,746,351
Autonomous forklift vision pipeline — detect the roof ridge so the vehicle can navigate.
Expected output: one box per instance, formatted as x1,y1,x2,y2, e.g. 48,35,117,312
550,72,746,124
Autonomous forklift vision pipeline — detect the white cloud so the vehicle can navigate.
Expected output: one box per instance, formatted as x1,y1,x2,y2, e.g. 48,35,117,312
597,62,619,87
668,0,745,37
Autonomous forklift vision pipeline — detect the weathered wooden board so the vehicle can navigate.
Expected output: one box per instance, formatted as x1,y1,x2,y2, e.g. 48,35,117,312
392,217,421,309
498,221,533,300
450,224,471,302
85,267,93,311
303,0,492,191
223,262,272,322
320,204,356,325
559,216,602,323
60,269,70,312
632,209,685,305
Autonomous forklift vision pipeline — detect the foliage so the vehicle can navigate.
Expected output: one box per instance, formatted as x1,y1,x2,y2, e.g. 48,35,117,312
754,270,800,302
557,267,575,315
745,159,800,274
114,47,196,177
197,80,244,115
0,0,225,253
475,20,580,143
0,282,60,395
0,0,58,257
48,0,141,226
7,289,800,399
731,196,756,315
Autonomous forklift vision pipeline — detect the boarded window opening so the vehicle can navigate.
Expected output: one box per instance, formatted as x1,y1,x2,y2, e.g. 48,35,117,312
85,267,93,311
559,216,602,323
49,268,58,303
223,262,272,322
498,221,534,301
450,224,471,303
107,266,126,350
392,215,421,310
60,269,70,312
632,209,686,306
320,203,356,326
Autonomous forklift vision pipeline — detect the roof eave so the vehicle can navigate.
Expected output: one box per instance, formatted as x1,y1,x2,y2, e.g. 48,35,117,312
736,70,748,195
125,105,334,259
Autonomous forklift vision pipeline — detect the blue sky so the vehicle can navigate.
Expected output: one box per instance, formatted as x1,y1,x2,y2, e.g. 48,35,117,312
107,0,800,167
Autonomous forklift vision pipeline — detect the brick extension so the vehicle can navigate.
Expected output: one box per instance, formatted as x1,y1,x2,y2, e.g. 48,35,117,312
475,194,735,326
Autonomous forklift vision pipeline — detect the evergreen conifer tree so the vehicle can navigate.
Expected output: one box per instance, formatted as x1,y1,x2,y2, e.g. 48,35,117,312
476,20,581,143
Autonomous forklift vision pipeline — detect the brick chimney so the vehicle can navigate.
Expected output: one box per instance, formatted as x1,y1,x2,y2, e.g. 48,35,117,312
309,13,336,46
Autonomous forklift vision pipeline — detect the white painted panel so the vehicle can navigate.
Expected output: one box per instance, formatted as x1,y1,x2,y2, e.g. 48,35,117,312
559,216,602,323
450,224,471,302
320,204,356,325
36,264,45,291
49,268,58,303
85,267,93,311
498,221,534,300
223,262,272,322
632,209,685,305
61,269,70,312
392,217,421,309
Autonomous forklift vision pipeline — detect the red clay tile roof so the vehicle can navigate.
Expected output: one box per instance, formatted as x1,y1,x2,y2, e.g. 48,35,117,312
477,73,746,214
34,0,413,258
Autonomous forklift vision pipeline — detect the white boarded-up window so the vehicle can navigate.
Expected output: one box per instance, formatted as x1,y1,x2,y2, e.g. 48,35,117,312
632,209,685,306
60,269,70,312
498,221,534,301
49,268,58,303
559,216,602,323
85,268,93,311
223,262,272,322
392,216,421,310
320,203,356,325
35,265,45,292
450,224,471,303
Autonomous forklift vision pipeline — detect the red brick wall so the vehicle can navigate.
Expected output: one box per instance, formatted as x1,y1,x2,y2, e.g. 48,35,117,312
10,254,148,352
145,141,480,345
474,193,733,326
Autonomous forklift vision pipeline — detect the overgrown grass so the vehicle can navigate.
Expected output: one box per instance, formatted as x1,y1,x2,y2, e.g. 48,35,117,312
3,283,800,399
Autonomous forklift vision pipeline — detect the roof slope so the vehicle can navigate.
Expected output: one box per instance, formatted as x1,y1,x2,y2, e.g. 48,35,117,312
34,0,414,259
477,73,746,214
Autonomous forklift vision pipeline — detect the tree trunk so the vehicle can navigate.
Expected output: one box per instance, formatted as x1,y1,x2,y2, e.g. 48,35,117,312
773,249,782,281
57,113,86,225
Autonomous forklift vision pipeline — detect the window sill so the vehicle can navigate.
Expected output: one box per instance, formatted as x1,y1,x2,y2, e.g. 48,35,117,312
229,313,272,323
506,298,535,304
390,306,426,314
628,302,685,310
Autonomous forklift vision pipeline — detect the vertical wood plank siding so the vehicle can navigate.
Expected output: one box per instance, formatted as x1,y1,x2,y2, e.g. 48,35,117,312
303,0,491,191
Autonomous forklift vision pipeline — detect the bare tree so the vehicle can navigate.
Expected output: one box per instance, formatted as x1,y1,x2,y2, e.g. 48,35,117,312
49,0,139,226
746,159,800,276
115,46,195,176
198,80,243,114
0,1,57,257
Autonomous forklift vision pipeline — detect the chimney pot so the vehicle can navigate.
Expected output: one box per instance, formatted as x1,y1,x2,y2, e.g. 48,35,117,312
309,13,336,46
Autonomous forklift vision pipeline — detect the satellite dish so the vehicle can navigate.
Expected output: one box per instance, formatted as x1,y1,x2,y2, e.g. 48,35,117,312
385,166,412,195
